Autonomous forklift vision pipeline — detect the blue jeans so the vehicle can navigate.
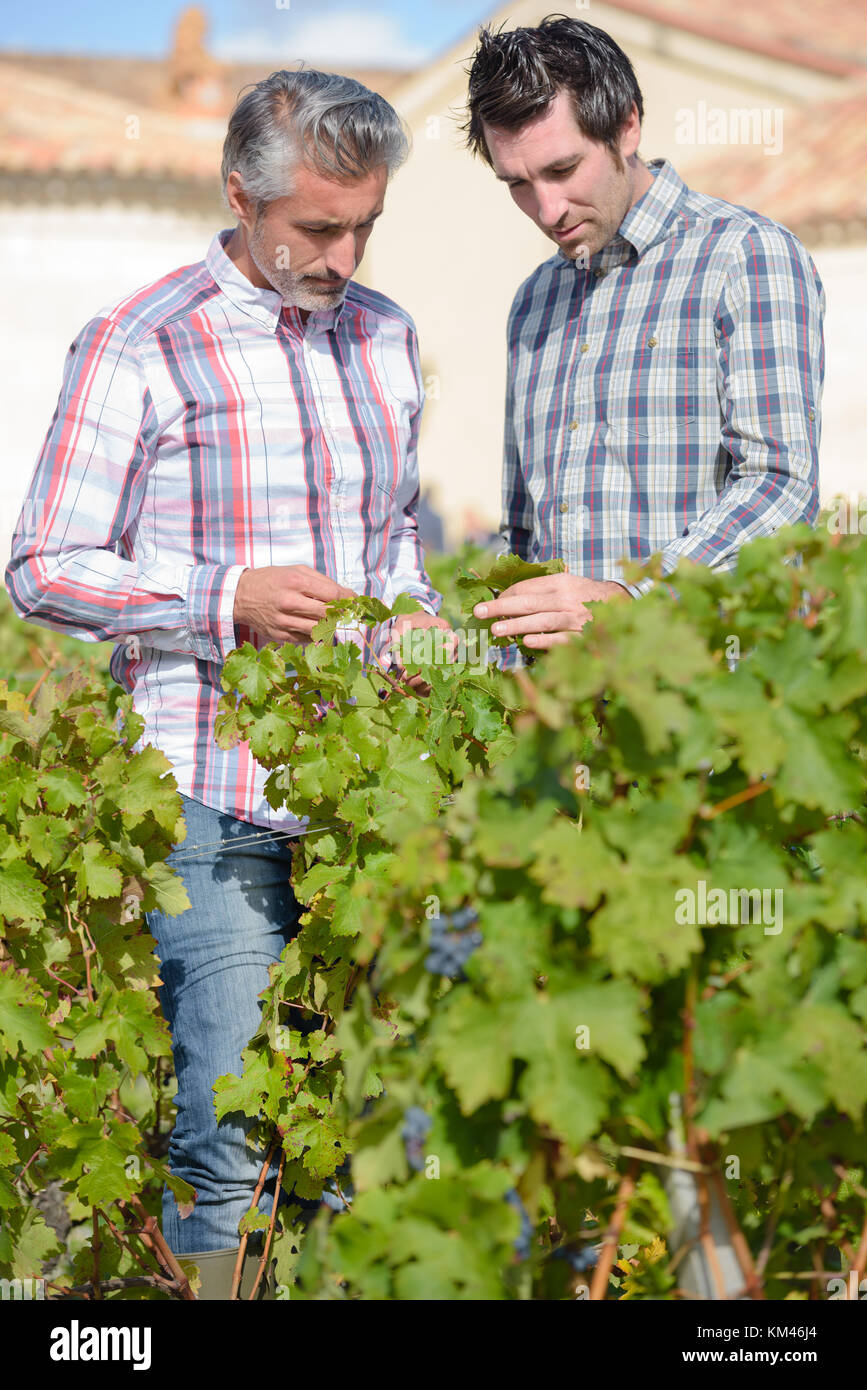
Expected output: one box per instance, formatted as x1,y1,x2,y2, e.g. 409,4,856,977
144,793,304,1255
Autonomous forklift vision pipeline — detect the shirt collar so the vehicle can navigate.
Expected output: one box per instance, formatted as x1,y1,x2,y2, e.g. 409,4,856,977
205,227,349,333
558,158,691,273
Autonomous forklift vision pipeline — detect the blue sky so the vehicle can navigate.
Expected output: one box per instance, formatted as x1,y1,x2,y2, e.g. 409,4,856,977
1,0,496,67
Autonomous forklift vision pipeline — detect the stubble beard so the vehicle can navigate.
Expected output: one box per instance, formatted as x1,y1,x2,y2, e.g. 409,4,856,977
247,216,348,311
558,153,637,264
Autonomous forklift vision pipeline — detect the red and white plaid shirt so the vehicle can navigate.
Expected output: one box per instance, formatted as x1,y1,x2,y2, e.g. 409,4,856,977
5,228,441,834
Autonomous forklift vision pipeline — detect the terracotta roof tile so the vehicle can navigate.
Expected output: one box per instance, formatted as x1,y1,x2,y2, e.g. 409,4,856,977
683,80,867,241
0,60,223,183
605,0,867,76
0,51,410,113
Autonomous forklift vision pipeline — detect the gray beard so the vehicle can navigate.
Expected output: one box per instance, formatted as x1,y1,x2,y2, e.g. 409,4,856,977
247,223,348,311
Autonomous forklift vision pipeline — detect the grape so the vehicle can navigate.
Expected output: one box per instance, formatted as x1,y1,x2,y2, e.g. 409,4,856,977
360,1085,386,1118
551,1244,599,1272
570,1247,599,1272
401,1106,430,1139
449,905,479,931
401,1106,431,1172
505,1188,533,1260
424,906,484,979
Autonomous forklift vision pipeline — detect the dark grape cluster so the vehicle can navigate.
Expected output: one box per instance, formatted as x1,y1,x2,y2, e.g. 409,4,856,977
312,688,337,721
360,1083,386,1119
505,1188,533,1260
424,905,483,979
551,1244,599,1273
401,1106,431,1171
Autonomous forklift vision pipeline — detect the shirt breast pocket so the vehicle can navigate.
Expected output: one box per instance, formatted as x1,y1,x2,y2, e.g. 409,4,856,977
373,476,400,513
605,345,698,439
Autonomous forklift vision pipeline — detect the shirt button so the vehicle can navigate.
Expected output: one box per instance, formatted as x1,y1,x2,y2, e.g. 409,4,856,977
594,268,605,278
559,502,569,514
579,343,589,353
808,409,815,421
568,420,579,431
648,336,658,347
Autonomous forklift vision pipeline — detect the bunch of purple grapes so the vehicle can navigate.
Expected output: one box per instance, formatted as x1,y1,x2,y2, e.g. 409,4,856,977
424,905,483,979
312,693,337,721
401,1106,431,1172
551,1244,599,1273
505,1188,533,1260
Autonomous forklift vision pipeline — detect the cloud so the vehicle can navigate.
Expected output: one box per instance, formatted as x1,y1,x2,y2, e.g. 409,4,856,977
214,10,428,70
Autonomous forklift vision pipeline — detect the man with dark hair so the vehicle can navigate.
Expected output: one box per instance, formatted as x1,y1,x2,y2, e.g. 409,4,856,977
462,16,824,650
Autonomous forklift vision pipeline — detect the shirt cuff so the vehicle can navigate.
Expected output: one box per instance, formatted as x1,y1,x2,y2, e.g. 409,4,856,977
186,562,249,664
621,575,656,599
492,641,534,671
401,591,440,617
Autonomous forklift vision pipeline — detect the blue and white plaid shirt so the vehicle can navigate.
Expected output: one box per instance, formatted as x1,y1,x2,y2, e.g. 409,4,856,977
498,157,825,601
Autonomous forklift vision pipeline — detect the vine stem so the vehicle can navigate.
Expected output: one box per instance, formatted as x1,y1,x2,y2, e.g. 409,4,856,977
342,963,365,1013
25,653,58,704
17,1141,48,1180
700,1136,765,1299
150,1056,161,1148
820,1190,856,1267
376,663,414,699
231,1140,278,1300
755,1165,795,1277
247,1147,286,1300
615,1144,710,1174
700,961,752,1001
101,1203,182,1295
65,901,94,1003
355,625,412,694
125,1194,196,1300
44,963,85,996
809,1242,827,1301
588,1160,639,1300
50,1276,184,1298
91,1209,102,1300
832,1163,867,1202
699,781,771,819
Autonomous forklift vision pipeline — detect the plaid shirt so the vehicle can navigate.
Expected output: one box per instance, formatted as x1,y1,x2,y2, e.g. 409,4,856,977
499,157,825,603
5,228,441,833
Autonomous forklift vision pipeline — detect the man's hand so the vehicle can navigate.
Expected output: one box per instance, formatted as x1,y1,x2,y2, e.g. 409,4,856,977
387,611,456,695
474,573,631,649
233,565,357,644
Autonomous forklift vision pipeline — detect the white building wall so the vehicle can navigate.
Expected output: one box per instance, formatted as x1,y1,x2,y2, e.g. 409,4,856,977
0,202,222,569
808,243,867,508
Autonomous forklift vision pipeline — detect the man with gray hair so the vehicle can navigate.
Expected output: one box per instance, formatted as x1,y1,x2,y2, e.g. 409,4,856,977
5,68,450,1298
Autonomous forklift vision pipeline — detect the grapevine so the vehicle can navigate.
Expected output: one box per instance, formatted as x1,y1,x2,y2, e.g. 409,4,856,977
1,527,866,1302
